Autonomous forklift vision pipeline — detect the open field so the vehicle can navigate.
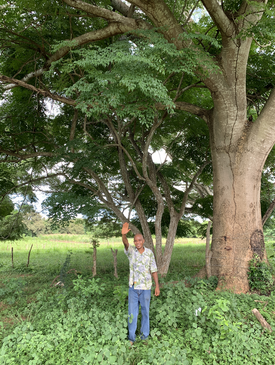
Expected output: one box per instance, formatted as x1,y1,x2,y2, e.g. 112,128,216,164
1,235,275,364
0,235,208,280
1,234,274,280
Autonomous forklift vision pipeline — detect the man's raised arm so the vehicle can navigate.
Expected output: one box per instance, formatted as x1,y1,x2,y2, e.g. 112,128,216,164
121,222,131,251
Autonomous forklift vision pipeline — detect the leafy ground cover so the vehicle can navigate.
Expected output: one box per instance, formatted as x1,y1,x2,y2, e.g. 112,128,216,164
0,235,275,364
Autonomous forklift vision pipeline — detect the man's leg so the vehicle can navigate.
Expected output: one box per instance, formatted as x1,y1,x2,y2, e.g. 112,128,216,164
128,286,139,343
139,289,151,340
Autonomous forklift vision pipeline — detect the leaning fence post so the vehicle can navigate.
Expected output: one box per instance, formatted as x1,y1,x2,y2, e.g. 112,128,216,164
27,244,33,267
11,247,14,268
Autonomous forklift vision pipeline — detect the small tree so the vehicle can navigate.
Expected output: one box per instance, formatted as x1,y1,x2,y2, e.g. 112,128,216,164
0,197,24,240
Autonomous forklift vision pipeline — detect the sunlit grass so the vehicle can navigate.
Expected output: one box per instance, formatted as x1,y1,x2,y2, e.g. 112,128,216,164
1,235,274,280
0,234,274,344
0,235,207,279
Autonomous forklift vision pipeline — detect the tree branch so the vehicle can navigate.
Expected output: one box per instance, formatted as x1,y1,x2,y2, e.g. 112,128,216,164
3,20,151,90
63,0,129,22
156,101,209,121
111,0,135,17
237,0,267,30
127,0,185,49
262,197,275,226
0,148,54,160
251,88,275,148
179,160,210,217
200,0,235,37
73,169,141,235
1,173,61,199
0,74,76,105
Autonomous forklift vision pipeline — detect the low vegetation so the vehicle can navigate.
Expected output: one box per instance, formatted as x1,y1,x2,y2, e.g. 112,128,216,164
0,235,275,364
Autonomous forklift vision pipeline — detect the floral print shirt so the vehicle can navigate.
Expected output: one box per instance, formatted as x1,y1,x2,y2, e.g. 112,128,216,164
124,245,157,290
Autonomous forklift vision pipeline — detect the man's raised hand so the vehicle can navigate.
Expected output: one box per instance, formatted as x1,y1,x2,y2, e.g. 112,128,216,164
121,222,131,235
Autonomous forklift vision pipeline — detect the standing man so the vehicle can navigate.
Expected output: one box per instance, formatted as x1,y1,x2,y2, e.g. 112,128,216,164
122,222,160,344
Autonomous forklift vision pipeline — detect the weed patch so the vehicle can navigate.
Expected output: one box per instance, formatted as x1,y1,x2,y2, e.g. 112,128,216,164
248,255,275,295
0,236,275,364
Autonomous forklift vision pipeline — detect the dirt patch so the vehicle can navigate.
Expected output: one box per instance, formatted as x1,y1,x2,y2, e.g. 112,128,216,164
1,317,15,326
26,296,37,304
0,301,9,311
18,274,33,278
1,315,27,327
159,279,191,288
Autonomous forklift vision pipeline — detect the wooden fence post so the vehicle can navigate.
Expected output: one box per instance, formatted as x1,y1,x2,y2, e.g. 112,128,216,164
27,244,33,267
11,247,14,268
92,240,97,277
111,248,118,279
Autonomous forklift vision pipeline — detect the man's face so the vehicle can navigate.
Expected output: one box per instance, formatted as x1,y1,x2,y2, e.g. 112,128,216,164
134,234,145,250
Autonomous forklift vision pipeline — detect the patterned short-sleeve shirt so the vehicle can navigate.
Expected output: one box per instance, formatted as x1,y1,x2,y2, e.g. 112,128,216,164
124,245,157,290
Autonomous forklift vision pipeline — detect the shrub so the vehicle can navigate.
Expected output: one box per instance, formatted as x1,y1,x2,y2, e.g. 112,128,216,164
248,255,274,295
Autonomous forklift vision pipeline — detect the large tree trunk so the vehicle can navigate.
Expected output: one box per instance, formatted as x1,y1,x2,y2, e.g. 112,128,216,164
209,101,272,293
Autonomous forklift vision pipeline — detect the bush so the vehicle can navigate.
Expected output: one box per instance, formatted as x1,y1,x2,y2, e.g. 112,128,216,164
1,274,275,364
248,255,274,295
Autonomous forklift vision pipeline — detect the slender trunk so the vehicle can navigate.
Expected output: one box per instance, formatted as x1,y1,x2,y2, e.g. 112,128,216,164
135,200,155,252
154,200,165,268
205,221,212,279
156,163,208,275
157,213,180,275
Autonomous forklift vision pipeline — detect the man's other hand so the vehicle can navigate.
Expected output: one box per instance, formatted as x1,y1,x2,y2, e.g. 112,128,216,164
154,286,160,296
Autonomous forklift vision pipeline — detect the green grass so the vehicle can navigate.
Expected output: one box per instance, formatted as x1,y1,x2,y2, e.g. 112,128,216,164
1,235,275,365
0,235,207,279
0,235,206,340
1,234,274,283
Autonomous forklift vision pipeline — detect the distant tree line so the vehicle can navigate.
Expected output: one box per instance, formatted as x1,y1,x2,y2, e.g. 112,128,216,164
0,199,86,239
0,197,213,240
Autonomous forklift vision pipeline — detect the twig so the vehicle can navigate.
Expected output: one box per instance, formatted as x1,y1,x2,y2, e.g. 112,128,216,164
51,269,79,286
254,300,268,309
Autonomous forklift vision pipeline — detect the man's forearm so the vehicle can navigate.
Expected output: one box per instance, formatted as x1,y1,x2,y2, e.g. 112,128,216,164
122,234,129,250
152,271,160,296
152,272,159,287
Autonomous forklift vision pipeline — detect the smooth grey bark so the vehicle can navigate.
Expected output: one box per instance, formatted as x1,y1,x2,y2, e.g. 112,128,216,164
208,86,275,292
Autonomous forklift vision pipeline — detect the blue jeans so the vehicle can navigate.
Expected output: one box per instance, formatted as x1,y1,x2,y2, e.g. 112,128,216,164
128,286,151,342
